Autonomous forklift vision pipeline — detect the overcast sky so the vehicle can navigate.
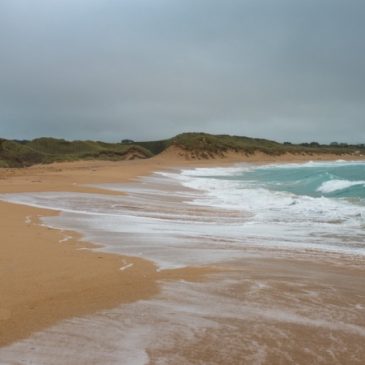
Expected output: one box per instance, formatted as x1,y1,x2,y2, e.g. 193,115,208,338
1,0,364,143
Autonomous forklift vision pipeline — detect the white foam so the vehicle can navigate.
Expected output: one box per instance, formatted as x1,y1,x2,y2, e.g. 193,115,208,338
0,277,364,365
317,179,365,193
59,235,72,243
120,263,134,271
120,260,134,271
177,165,251,177
0,167,364,364
1,164,365,270
176,169,364,224
256,160,365,169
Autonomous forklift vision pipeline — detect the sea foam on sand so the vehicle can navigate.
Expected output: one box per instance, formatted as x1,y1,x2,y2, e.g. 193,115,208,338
0,162,365,364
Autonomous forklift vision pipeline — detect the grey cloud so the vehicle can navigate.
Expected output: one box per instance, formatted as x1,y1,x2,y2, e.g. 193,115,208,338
1,0,364,143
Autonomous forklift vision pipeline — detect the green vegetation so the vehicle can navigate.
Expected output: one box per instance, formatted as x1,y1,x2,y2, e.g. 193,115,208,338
0,133,364,168
0,137,152,167
135,132,365,159
168,133,285,156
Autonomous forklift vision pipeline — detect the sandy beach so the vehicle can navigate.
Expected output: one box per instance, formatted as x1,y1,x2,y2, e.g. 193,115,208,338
1,150,364,356
0,150,230,347
0,151,233,347
2,0,365,361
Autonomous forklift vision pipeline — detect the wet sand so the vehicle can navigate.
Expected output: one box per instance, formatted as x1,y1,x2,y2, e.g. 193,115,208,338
156,254,365,365
0,153,232,347
0,150,364,352
0,201,161,347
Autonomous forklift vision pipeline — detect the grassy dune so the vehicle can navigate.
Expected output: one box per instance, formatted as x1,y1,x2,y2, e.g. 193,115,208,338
0,133,364,167
0,138,152,167
135,133,365,159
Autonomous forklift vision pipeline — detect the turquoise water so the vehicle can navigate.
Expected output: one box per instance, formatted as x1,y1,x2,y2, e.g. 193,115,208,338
0,160,365,365
175,161,365,255
218,161,365,202
1,160,364,259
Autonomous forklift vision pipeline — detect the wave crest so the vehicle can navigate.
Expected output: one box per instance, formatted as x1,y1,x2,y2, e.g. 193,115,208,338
317,179,365,194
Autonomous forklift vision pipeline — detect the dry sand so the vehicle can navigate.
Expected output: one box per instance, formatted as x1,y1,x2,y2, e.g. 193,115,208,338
0,149,363,347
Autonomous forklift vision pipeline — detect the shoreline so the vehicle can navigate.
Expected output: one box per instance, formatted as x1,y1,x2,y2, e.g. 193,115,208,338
0,154,226,347
0,201,161,347
0,151,363,347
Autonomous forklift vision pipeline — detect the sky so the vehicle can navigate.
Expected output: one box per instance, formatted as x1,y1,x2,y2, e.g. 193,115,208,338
1,0,365,143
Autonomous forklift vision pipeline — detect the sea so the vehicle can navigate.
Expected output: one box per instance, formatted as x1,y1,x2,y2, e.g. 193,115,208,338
1,160,365,364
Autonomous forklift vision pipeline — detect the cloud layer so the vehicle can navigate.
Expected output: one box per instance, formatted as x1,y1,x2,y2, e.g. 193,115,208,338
1,0,364,142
